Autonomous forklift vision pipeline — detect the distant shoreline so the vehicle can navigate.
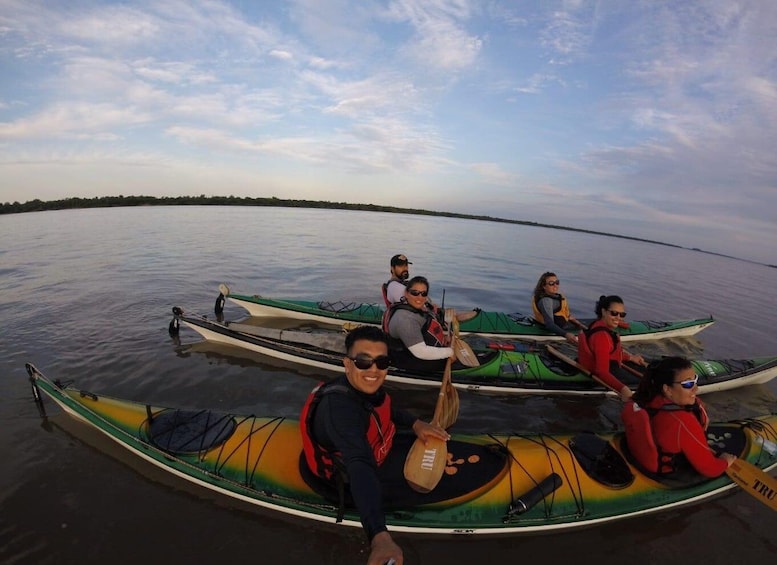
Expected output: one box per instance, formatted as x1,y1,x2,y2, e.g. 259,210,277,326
2,194,773,269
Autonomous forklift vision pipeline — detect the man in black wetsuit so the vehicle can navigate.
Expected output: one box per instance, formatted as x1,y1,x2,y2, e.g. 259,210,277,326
300,325,449,565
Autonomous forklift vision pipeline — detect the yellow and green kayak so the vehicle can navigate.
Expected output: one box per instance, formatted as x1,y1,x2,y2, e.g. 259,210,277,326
215,284,714,342
27,363,777,535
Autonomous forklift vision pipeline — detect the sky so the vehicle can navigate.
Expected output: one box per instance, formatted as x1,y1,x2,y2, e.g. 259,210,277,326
1,1,776,264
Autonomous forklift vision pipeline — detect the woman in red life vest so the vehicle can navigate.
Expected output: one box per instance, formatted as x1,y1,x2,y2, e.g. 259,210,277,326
300,325,449,565
577,295,647,401
623,357,736,477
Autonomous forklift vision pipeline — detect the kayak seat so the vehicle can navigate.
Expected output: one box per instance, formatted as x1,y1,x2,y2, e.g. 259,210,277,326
299,433,510,510
569,432,634,489
146,409,237,455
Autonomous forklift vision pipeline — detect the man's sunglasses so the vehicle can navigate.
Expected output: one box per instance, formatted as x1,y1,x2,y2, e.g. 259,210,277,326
407,289,428,297
673,374,699,389
608,310,627,318
349,354,391,370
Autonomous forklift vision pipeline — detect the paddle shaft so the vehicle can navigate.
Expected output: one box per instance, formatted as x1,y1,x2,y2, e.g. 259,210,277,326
621,363,645,378
431,358,452,425
545,345,620,394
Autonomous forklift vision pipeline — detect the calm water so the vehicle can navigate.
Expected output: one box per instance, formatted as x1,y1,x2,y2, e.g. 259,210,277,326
1,206,776,564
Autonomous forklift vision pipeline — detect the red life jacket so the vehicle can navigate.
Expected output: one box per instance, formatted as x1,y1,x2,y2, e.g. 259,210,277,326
578,323,622,369
381,283,390,308
300,381,396,480
622,399,710,474
381,279,406,308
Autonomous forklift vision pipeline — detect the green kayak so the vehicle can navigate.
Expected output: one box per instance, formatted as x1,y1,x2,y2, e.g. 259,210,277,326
214,284,714,342
26,363,777,536
170,309,777,397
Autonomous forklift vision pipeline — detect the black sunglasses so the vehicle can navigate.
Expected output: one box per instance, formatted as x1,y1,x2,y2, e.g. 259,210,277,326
349,354,391,370
407,289,428,297
546,280,560,286
608,310,627,318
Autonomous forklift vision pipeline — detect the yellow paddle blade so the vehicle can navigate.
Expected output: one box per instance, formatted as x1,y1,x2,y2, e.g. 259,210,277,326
726,458,777,512
403,436,448,493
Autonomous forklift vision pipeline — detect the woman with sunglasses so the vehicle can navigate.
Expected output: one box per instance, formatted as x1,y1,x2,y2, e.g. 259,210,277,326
577,295,647,401
531,272,585,344
623,357,736,478
384,276,454,373
300,325,449,565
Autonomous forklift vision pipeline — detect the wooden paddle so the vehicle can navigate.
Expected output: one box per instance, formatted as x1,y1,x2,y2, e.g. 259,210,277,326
440,311,463,426
621,363,645,379
548,348,777,512
446,310,479,368
403,356,454,493
725,457,777,512
438,348,460,430
546,345,618,394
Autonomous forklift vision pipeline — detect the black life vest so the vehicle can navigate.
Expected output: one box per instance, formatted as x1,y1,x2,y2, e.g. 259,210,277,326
382,303,448,373
382,303,447,346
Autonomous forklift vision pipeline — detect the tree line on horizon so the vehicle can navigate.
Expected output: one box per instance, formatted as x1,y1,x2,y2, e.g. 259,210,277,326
0,193,708,255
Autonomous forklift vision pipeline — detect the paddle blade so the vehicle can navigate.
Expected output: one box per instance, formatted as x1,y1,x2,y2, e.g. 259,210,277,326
726,458,777,512
453,337,480,367
404,357,455,493
403,437,448,493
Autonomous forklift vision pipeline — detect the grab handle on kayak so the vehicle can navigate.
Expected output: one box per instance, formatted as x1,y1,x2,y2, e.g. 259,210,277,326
506,473,563,517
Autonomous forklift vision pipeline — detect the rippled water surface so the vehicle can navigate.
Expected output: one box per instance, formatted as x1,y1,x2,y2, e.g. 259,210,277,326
1,206,776,564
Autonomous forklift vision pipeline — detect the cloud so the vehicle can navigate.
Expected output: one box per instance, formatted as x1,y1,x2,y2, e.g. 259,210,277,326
467,162,516,186
539,3,593,62
0,102,151,140
383,0,483,71
1,1,776,263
